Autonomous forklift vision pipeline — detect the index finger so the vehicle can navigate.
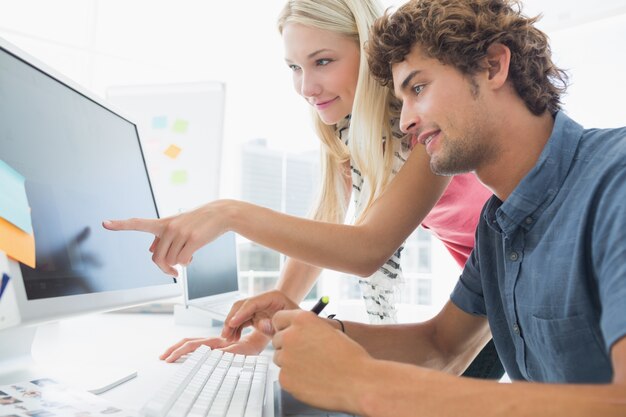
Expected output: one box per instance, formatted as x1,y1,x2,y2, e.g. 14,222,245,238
102,218,163,235
226,295,280,329
220,299,247,339
159,337,200,360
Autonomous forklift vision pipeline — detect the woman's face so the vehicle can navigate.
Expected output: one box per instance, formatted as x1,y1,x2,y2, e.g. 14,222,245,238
282,23,361,125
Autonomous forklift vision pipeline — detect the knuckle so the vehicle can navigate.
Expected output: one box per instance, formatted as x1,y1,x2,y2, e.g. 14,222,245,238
164,222,177,235
293,311,310,325
281,329,295,345
188,230,202,245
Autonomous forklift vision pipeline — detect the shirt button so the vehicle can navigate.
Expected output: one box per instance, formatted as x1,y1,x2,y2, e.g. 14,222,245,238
509,251,519,261
513,323,520,335
525,217,533,225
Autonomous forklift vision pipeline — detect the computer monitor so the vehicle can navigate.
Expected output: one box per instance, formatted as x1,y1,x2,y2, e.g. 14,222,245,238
0,37,180,385
181,231,243,321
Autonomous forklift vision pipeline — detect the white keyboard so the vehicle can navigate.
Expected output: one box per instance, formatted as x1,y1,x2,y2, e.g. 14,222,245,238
140,345,269,417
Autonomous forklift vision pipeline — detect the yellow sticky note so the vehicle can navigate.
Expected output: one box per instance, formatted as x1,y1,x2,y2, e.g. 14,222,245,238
164,144,182,159
172,119,188,134
0,217,35,268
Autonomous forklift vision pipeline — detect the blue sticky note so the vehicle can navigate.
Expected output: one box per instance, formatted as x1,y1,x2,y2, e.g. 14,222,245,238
0,273,9,299
0,159,33,234
152,116,167,129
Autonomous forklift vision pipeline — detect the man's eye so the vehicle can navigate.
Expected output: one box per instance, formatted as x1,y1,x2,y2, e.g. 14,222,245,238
413,84,425,95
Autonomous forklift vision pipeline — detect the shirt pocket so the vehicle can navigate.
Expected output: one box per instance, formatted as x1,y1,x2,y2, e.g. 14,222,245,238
524,314,611,383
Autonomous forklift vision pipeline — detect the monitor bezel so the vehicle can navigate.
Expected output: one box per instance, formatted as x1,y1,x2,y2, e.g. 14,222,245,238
0,36,180,326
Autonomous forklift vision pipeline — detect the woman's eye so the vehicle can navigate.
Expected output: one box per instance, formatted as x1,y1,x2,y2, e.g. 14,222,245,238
316,59,332,66
413,84,425,95
288,64,301,71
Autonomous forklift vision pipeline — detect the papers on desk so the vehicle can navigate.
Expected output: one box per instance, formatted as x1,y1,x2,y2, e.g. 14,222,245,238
0,378,135,417
0,159,35,268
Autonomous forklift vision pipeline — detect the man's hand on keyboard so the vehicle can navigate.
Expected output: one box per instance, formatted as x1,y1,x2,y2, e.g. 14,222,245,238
272,309,370,414
160,330,271,362
221,290,300,342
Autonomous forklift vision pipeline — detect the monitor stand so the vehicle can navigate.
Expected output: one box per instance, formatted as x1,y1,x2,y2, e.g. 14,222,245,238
0,324,136,394
173,303,224,328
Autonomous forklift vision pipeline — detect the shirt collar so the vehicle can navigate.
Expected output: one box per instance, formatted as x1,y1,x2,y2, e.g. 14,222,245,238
485,111,585,236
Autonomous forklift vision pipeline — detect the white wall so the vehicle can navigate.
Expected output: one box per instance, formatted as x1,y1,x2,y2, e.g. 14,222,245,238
0,0,317,199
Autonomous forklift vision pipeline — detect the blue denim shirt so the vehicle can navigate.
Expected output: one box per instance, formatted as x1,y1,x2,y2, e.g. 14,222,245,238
451,112,626,383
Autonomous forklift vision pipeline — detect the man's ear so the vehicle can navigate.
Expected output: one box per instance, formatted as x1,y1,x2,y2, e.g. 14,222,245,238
484,43,511,88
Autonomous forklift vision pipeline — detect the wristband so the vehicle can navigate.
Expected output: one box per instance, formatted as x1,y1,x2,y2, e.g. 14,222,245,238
327,314,345,333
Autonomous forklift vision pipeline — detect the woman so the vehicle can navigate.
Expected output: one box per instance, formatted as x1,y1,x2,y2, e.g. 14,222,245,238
104,0,502,378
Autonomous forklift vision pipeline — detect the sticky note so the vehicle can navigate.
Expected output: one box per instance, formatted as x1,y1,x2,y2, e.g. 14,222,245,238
0,217,35,268
172,119,189,134
164,144,182,159
171,170,188,185
0,159,33,234
152,116,167,129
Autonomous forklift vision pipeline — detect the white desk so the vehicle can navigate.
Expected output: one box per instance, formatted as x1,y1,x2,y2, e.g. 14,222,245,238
30,312,243,410
29,311,354,417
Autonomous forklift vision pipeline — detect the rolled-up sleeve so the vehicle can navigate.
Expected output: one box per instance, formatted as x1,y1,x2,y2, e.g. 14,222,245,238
451,239,487,317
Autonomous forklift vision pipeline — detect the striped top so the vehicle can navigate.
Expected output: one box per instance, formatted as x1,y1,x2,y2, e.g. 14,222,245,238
336,116,492,323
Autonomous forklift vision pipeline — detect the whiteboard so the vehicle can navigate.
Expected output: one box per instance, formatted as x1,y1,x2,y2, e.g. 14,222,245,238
107,82,225,217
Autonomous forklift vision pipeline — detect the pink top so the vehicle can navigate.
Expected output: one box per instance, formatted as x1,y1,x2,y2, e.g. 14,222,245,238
421,173,493,267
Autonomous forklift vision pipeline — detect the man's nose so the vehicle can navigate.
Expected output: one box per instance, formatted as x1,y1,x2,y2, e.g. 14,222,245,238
399,105,421,134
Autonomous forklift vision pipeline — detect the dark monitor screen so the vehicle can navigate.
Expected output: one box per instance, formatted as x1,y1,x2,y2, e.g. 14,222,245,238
0,44,168,300
186,232,239,300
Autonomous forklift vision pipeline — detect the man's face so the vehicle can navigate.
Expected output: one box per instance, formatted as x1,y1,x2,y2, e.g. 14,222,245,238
392,46,498,175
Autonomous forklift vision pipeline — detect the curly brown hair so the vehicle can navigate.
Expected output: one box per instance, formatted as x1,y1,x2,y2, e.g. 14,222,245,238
367,0,568,115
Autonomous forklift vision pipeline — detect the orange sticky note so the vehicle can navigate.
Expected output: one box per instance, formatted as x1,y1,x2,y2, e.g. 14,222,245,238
0,217,35,268
164,144,182,159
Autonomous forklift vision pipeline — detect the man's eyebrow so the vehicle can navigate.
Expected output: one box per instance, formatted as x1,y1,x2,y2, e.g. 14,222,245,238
400,70,422,91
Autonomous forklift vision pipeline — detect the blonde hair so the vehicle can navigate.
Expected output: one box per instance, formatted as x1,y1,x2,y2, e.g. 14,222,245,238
278,0,398,224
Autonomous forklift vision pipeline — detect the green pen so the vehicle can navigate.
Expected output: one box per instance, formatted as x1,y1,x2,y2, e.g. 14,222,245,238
310,295,329,315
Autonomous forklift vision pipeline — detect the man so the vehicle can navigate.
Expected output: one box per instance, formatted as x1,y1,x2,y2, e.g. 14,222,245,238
222,0,626,415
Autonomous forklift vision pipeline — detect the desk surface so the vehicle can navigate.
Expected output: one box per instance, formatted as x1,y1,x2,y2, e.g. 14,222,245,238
30,311,355,417
31,312,250,410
